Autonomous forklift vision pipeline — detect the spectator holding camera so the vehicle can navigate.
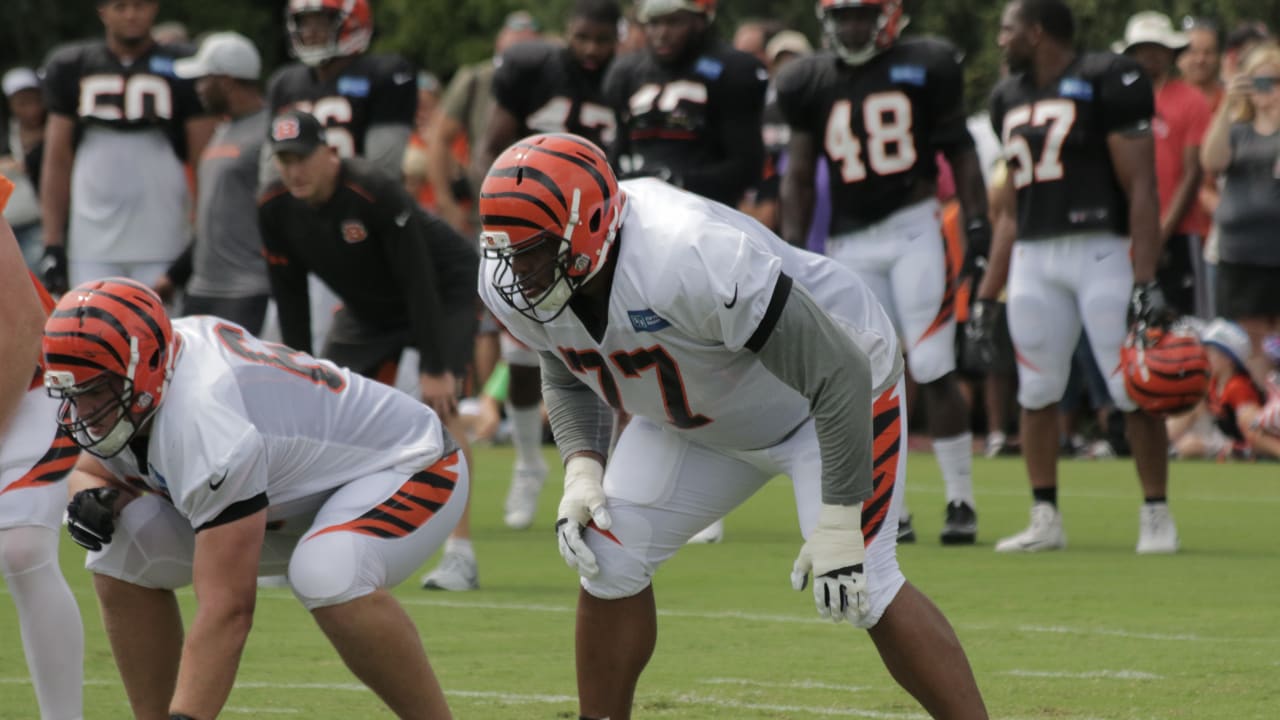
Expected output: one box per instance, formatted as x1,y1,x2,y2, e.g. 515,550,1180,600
1201,43,1280,382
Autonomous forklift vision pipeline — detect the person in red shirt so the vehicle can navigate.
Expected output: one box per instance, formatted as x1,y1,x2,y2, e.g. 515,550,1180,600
1116,12,1213,317
1168,318,1280,459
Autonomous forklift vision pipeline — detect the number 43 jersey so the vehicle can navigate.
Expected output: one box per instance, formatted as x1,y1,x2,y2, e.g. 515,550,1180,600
775,39,971,230
96,316,449,530
493,40,615,149
480,179,902,452
990,52,1154,241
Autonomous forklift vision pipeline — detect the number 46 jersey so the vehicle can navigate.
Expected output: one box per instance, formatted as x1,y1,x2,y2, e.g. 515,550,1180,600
775,38,971,230
989,52,1154,241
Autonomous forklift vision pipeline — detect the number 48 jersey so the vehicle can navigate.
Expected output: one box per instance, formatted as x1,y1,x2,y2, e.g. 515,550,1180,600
493,40,615,149
989,52,1154,240
775,38,971,230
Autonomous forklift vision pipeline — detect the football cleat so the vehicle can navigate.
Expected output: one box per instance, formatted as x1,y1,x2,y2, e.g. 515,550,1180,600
939,501,977,545
995,502,1066,553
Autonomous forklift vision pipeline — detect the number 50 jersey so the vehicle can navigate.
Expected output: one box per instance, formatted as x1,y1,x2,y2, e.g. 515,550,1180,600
775,38,971,231
989,52,1154,241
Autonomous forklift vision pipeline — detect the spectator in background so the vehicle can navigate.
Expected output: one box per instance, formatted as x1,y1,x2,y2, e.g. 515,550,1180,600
1116,12,1211,318
425,10,541,235
151,19,188,45
732,17,785,65
39,0,216,294
1201,42,1280,384
1,68,46,268
152,33,272,334
259,111,482,591
1181,17,1226,318
1223,22,1270,80
405,71,469,215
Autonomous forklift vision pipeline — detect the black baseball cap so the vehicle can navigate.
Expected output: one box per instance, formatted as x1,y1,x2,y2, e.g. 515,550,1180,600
269,110,327,157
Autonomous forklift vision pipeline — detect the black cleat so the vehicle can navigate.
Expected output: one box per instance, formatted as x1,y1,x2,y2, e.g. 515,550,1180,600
940,501,978,545
897,514,917,544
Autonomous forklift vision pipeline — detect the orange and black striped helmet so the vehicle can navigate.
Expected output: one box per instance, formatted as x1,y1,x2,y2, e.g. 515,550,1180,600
42,278,177,457
479,133,627,322
1121,324,1209,416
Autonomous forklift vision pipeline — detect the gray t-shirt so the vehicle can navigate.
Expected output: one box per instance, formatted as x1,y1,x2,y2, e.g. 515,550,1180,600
188,109,271,297
1217,122,1280,267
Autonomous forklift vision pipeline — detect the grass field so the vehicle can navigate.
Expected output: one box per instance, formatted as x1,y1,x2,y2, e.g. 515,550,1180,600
2,446,1278,719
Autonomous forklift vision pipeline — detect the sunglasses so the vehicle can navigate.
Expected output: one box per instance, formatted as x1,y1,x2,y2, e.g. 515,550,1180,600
1252,76,1280,91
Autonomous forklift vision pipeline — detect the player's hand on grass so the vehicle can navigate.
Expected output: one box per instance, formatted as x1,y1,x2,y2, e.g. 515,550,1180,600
790,503,871,625
555,455,611,578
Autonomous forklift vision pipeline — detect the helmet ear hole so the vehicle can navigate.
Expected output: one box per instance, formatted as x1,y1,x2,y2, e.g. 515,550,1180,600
148,349,162,370
589,209,602,233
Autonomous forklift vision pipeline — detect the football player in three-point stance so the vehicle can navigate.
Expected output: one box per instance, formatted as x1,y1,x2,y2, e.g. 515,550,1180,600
777,0,989,545
46,278,467,719
971,0,1178,554
0,178,84,720
477,133,988,720
474,0,623,532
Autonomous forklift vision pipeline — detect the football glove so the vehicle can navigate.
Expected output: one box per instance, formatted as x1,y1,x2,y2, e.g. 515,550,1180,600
64,487,119,552
1127,281,1175,330
961,217,992,281
38,245,68,296
554,456,612,578
961,299,1000,374
790,503,871,625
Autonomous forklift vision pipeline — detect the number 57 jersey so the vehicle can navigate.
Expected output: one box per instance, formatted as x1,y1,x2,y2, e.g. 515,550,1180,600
96,316,450,530
480,178,903,452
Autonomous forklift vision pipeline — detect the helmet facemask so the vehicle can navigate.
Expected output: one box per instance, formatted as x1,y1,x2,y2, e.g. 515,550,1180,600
818,1,908,66
287,2,372,67
485,231,581,322
47,371,154,459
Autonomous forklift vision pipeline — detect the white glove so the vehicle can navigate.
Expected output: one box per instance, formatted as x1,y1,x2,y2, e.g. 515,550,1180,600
555,455,612,578
790,503,870,625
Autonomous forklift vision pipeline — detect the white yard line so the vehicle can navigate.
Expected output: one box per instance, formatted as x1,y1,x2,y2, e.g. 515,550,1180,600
1001,669,1163,680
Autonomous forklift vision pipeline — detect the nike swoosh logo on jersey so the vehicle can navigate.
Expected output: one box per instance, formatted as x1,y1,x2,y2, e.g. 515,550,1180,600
395,210,411,227
1094,250,1115,261
209,471,228,491
1122,71,1140,86
393,72,414,85
724,284,739,309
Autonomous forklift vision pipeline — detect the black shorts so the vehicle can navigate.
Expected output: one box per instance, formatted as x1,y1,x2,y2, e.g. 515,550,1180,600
322,307,474,387
1216,260,1280,320
183,294,270,336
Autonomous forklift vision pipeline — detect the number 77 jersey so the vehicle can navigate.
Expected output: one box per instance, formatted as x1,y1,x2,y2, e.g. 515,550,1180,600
989,52,1154,240
774,38,971,229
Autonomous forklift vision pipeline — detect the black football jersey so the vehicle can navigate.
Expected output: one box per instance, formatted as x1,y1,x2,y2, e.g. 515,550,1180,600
266,53,417,158
42,40,204,157
493,40,615,149
990,52,1154,240
775,38,971,231
603,38,767,207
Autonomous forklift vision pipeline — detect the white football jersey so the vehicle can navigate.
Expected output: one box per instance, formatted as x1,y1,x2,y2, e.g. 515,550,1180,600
98,316,448,529
481,178,901,451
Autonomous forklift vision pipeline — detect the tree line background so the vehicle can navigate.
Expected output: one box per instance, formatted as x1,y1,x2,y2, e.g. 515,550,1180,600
0,0,1273,114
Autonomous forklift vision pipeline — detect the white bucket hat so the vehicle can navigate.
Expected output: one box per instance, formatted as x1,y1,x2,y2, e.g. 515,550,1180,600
1201,318,1250,370
1113,12,1189,54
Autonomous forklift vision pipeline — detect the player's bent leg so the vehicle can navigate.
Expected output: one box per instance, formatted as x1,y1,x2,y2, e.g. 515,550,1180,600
311,590,452,720
576,585,657,720
85,494,193,720
0,525,83,720
867,581,989,720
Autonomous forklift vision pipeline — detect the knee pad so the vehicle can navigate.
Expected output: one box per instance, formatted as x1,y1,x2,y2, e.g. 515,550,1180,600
289,531,378,610
500,333,539,367
579,533,653,601
85,495,194,589
0,526,58,578
905,331,956,385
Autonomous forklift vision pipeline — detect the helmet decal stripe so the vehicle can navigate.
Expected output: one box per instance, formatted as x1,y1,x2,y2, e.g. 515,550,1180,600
43,330,126,368
43,354,113,374
94,289,169,354
477,190,561,227
524,143,611,200
480,214,550,231
488,164,568,210
50,305,132,343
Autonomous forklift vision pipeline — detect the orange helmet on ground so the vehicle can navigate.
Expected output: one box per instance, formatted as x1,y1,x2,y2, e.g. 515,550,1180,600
1121,324,1209,416
42,278,178,457
479,133,627,322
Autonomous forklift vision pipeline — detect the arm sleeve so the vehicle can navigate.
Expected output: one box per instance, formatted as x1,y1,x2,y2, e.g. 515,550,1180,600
364,124,412,180
378,192,451,375
367,56,418,127
680,60,767,202
774,60,819,134
1098,57,1155,134
602,60,632,171
257,196,312,353
440,65,478,125
41,49,79,117
755,281,874,504
540,350,616,464
927,46,974,150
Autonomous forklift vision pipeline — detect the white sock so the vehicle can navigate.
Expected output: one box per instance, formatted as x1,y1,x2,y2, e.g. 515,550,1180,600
899,501,911,522
445,537,474,559
0,526,84,720
507,403,547,474
933,433,975,507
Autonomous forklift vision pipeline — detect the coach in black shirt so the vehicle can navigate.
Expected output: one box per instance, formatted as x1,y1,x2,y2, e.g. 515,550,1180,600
258,109,478,415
